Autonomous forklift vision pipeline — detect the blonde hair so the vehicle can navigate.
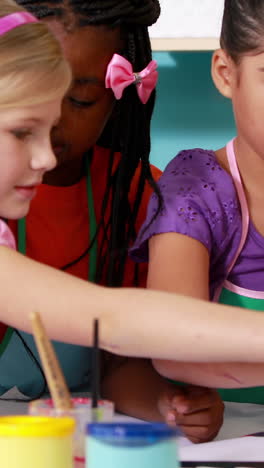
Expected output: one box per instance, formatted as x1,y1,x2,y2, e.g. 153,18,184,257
0,0,72,109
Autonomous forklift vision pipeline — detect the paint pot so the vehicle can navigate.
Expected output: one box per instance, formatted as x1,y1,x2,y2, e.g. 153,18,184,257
86,422,180,468
0,416,75,468
29,397,114,465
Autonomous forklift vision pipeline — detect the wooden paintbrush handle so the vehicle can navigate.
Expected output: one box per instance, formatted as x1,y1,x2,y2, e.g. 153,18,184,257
31,311,73,410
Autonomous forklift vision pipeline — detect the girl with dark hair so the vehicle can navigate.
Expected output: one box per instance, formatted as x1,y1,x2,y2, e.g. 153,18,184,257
15,0,162,289
5,0,223,442
132,0,264,406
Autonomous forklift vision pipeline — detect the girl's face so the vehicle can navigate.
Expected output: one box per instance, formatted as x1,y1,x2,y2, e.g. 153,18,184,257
230,50,264,159
0,99,61,220
45,21,124,183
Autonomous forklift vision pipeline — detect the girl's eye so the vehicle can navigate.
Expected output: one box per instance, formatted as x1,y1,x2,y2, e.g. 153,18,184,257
68,96,96,108
11,129,32,140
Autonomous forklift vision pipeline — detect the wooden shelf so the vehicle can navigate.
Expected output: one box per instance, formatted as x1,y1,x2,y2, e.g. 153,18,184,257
150,37,220,51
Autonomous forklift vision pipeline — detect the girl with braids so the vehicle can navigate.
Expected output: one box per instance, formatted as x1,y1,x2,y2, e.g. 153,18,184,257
9,0,223,442
132,0,264,406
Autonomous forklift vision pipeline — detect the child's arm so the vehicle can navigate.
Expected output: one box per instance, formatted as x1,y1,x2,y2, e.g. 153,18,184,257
153,360,264,389
101,356,224,443
147,232,264,387
144,232,224,437
147,233,210,300
2,246,264,366
101,356,173,421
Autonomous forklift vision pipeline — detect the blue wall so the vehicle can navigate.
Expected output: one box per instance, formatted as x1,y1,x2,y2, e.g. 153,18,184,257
150,51,236,170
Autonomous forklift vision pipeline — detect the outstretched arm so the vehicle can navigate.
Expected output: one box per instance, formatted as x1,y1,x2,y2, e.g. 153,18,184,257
147,232,264,388
0,246,264,366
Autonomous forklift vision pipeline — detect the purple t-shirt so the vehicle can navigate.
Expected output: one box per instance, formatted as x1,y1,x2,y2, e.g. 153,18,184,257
131,149,264,299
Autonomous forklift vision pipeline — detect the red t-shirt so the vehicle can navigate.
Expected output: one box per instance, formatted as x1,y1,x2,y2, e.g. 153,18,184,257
9,145,161,287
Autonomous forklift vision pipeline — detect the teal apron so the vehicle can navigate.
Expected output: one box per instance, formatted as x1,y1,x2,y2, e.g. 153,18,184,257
216,139,264,403
0,167,97,399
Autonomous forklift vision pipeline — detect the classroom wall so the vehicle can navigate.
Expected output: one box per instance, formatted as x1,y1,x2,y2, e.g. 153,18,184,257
150,51,236,170
150,0,224,39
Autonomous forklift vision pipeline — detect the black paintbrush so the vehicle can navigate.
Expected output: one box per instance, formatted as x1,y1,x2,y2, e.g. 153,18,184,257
91,319,100,422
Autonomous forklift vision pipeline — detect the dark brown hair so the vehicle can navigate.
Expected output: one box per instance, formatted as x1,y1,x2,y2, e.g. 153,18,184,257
16,0,162,286
220,0,264,62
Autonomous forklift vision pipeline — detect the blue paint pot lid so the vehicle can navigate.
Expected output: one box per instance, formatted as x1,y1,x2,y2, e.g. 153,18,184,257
86,422,181,443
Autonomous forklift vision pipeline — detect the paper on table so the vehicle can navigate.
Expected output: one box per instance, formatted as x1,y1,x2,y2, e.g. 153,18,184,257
216,401,264,440
179,436,264,462
179,401,264,462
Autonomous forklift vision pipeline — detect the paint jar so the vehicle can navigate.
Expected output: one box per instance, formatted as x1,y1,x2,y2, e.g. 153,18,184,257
0,415,75,468
86,422,180,468
29,397,114,466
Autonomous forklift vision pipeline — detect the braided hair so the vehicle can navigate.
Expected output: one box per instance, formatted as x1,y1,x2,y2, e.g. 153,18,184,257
17,0,162,286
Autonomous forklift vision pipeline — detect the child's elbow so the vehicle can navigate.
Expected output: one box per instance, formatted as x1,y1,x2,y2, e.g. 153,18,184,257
152,358,174,379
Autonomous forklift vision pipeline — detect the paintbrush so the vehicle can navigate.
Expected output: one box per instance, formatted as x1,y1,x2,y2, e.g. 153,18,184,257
91,319,101,422
31,311,73,410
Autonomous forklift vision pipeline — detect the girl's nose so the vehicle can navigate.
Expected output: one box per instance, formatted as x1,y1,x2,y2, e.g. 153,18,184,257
30,143,57,172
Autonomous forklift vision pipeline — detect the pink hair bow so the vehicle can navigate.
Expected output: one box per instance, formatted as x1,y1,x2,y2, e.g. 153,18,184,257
105,54,158,104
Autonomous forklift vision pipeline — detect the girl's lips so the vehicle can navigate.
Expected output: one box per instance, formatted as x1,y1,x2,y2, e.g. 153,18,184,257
15,185,39,200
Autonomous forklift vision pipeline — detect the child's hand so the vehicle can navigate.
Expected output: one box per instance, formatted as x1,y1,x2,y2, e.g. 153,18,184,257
158,384,224,443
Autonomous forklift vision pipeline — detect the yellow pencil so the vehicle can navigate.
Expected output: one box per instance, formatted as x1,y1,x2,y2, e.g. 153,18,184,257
31,311,73,410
